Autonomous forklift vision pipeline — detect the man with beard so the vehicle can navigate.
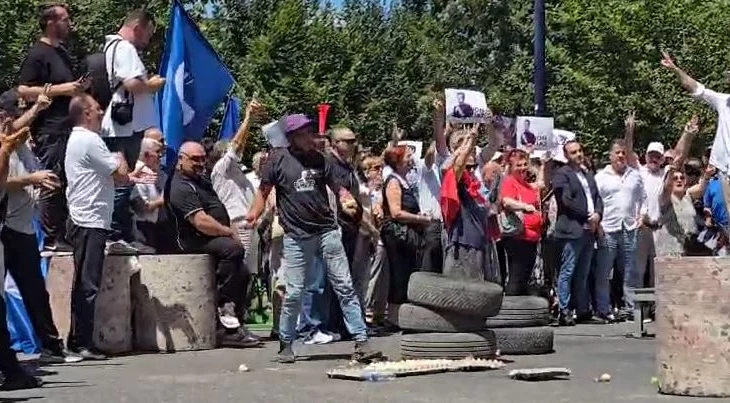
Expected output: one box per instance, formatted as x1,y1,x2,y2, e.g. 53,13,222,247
244,114,381,364
18,3,90,253
165,141,260,348
553,140,603,326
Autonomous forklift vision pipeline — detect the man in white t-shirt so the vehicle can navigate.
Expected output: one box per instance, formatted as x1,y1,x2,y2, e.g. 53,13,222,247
64,94,130,360
101,9,164,251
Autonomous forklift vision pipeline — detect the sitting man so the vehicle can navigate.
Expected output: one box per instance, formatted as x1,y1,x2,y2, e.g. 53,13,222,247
131,134,169,252
165,141,260,347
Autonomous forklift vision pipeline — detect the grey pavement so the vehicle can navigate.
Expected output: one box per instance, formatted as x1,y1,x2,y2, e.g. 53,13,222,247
1,322,718,403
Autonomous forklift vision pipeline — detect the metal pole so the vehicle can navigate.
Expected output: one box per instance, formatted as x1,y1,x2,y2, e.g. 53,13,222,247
534,0,547,116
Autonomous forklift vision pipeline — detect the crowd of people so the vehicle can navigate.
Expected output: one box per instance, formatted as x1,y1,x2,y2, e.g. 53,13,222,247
2,2,730,393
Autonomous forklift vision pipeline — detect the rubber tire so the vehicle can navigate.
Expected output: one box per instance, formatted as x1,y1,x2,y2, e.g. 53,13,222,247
401,331,498,359
486,296,551,328
398,303,486,333
407,272,503,318
491,327,554,355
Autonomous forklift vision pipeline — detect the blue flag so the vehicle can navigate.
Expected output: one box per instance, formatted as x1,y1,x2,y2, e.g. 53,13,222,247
218,96,241,140
158,0,234,156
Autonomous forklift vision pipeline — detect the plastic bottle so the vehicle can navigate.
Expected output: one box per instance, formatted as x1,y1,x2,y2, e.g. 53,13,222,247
361,371,396,382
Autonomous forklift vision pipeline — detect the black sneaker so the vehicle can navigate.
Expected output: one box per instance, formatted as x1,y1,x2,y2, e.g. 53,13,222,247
352,340,383,363
218,328,262,348
74,347,107,361
277,341,295,364
0,373,42,391
558,312,575,327
39,347,83,364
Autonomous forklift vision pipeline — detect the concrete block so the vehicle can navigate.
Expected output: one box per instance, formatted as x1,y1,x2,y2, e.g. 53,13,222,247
46,254,137,354
655,257,730,397
132,254,216,352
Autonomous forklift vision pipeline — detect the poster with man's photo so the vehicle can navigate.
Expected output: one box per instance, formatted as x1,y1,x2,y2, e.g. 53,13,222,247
445,89,489,124
515,116,554,151
551,129,576,163
493,115,515,147
398,140,423,159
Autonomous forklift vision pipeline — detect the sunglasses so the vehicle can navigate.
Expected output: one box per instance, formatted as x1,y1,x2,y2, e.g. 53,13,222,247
466,163,478,171
673,175,685,182
337,138,357,144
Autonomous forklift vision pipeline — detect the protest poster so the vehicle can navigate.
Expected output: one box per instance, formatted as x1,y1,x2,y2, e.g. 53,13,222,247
445,89,489,123
515,116,554,152
263,118,288,148
551,129,576,163
493,115,515,147
398,140,423,159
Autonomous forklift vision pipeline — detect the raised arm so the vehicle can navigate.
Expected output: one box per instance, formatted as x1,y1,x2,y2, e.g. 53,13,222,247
230,100,264,155
624,110,639,168
452,125,479,181
672,114,699,168
433,98,448,157
661,51,700,94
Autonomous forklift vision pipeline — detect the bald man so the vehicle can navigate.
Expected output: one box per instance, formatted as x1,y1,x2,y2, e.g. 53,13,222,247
64,94,129,360
165,141,260,348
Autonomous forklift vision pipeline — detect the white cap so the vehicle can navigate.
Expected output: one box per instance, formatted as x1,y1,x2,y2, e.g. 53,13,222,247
490,151,503,162
646,142,665,155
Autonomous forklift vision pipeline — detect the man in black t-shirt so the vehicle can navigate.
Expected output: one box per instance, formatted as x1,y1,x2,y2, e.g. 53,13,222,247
17,4,90,252
165,141,260,348
245,114,381,364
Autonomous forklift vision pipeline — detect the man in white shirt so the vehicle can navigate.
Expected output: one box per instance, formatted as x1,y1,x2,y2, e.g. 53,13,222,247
101,9,164,252
65,94,129,360
211,101,263,258
595,139,646,322
131,136,168,252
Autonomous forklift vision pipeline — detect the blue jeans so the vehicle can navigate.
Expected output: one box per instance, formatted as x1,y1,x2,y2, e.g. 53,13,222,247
280,229,367,343
596,228,637,316
297,257,326,335
558,230,595,314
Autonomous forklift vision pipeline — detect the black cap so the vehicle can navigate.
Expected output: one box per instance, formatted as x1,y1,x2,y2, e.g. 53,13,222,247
0,89,22,118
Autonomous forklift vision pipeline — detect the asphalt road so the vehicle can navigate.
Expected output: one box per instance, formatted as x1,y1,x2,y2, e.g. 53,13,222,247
0,322,718,403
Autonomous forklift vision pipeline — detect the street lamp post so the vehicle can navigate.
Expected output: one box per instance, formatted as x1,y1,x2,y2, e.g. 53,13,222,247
534,0,547,116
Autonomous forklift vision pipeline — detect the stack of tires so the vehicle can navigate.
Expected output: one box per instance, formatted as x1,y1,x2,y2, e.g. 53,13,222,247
398,272,503,360
485,296,554,355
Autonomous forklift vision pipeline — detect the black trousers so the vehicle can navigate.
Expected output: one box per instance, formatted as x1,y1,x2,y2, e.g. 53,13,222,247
66,222,108,349
199,236,250,321
421,221,444,273
38,186,69,245
1,227,62,351
0,291,24,378
503,238,538,296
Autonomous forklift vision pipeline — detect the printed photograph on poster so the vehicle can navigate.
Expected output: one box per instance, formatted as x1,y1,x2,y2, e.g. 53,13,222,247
551,129,576,163
493,115,515,147
515,116,554,151
444,89,489,123
398,140,423,159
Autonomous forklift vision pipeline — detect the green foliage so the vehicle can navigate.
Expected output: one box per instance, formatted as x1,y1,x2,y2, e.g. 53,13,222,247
2,0,729,160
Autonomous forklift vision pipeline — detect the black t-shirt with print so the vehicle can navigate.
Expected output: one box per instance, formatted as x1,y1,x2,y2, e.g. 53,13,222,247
261,147,339,239
18,41,76,171
166,172,231,250
326,152,363,233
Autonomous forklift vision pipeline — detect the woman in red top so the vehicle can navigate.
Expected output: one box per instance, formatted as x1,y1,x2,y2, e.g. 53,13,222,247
500,149,543,296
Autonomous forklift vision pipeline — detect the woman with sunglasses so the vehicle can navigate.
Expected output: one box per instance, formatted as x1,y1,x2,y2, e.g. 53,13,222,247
499,149,543,295
654,165,711,258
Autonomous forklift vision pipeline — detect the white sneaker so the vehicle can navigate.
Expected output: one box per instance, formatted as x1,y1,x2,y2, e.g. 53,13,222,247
106,240,138,255
304,330,334,345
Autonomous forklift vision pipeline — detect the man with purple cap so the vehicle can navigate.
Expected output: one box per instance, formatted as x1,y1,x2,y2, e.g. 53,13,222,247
245,114,382,364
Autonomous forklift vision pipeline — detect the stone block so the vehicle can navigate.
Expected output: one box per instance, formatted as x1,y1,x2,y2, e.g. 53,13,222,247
132,254,216,352
46,254,138,354
655,257,730,397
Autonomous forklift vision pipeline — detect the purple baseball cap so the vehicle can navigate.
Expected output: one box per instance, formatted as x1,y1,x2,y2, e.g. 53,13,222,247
284,114,313,135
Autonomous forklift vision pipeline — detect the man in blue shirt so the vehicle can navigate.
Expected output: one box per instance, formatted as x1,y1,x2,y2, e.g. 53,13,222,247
703,169,729,230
